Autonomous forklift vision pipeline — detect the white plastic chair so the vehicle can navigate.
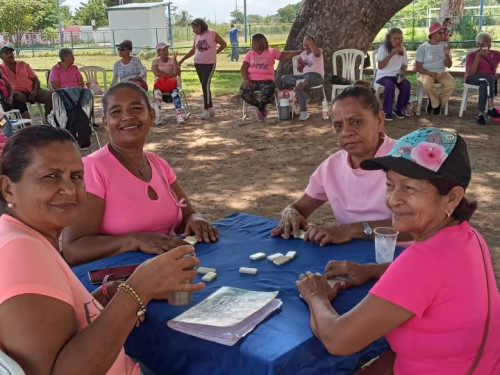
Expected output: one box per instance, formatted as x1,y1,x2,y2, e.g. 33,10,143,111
291,55,327,106
51,90,101,151
0,350,25,375
5,109,31,130
27,103,44,125
459,82,480,117
372,48,399,107
416,81,449,115
80,66,108,99
331,49,365,102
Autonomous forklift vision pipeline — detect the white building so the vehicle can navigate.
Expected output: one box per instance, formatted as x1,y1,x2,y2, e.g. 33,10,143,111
107,2,168,53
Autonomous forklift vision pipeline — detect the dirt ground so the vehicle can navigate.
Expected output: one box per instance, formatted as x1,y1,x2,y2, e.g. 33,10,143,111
94,93,500,288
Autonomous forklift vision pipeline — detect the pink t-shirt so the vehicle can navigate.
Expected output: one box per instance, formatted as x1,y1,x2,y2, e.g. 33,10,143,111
244,48,282,81
0,215,140,375
300,49,324,78
83,146,183,236
304,134,395,225
49,63,83,88
465,50,500,81
194,30,217,64
370,222,500,374
0,61,37,92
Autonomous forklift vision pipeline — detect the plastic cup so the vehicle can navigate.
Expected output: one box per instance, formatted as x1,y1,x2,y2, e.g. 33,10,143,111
167,253,194,306
374,227,399,263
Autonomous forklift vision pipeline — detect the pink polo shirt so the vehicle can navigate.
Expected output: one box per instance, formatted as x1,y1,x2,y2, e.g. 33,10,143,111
0,61,37,92
304,134,396,225
0,215,140,375
49,63,83,88
244,48,282,81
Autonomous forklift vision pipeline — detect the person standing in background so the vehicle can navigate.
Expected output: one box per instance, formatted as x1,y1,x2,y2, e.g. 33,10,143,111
442,17,453,43
229,24,242,62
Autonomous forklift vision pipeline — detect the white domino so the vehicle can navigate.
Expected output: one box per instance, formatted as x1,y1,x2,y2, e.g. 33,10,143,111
239,267,258,275
292,230,306,239
249,252,266,260
285,251,297,259
273,255,291,266
202,272,217,282
198,267,216,274
267,253,284,261
184,236,198,245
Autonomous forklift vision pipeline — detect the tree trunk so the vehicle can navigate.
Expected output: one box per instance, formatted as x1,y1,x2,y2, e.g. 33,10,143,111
276,0,413,99
439,0,465,21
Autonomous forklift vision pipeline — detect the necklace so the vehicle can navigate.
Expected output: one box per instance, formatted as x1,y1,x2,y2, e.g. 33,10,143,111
109,144,146,177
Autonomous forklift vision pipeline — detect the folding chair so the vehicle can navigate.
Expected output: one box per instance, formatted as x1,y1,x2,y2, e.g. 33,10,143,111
291,55,327,107
51,90,101,152
331,49,365,102
0,350,26,375
5,109,31,130
27,103,44,125
154,74,191,124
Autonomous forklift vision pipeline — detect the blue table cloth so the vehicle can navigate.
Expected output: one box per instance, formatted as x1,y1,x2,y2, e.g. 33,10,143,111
73,213,403,375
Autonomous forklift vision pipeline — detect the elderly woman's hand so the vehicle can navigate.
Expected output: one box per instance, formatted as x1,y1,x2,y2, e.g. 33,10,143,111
296,271,340,303
132,232,189,255
304,225,354,246
127,245,204,303
182,213,219,243
271,206,308,239
324,260,377,289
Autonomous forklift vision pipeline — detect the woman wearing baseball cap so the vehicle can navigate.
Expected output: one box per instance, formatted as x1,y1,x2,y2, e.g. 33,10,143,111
297,127,500,373
415,22,457,116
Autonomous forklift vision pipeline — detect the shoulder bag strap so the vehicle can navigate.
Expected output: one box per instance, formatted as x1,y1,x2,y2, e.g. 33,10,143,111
466,230,491,375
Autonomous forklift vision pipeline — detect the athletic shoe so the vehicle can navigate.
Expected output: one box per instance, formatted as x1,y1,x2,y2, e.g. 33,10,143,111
255,108,265,122
426,101,432,114
385,113,393,122
487,108,500,118
200,110,210,119
176,114,185,124
208,107,215,117
433,104,441,116
392,110,405,119
299,111,310,121
295,79,308,90
476,114,486,125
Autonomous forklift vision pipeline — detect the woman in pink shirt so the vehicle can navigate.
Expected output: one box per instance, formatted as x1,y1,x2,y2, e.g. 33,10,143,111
178,19,227,120
272,84,405,246
297,127,500,374
240,33,300,122
49,48,84,90
0,125,205,374
62,82,218,265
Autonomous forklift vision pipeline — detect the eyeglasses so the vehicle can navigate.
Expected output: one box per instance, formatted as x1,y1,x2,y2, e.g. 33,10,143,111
437,32,444,35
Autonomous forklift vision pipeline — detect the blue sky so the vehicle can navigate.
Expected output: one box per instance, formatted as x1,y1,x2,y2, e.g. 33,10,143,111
64,0,296,24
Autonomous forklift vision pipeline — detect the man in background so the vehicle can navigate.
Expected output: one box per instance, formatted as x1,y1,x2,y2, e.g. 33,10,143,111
229,24,242,62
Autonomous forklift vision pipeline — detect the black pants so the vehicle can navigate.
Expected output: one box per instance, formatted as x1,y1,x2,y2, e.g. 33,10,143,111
194,63,215,109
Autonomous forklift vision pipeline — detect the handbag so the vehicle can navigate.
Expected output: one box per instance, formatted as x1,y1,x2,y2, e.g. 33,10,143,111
353,229,491,375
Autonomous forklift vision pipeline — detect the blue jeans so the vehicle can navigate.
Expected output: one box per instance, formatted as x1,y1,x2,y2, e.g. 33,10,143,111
230,41,239,61
280,72,323,111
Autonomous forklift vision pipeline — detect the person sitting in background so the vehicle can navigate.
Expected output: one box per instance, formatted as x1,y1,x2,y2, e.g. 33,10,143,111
415,22,456,116
0,125,204,375
152,43,185,125
271,84,412,246
240,33,300,122
297,127,500,374
62,82,218,266
375,28,411,121
0,69,28,118
0,46,53,119
465,32,500,125
111,40,148,91
49,48,85,90
280,35,324,121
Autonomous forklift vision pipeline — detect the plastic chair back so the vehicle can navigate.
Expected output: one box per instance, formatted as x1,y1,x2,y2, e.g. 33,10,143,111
332,49,365,82
80,66,107,97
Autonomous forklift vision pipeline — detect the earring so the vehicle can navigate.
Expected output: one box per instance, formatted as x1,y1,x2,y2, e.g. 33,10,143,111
446,211,451,218
7,202,13,209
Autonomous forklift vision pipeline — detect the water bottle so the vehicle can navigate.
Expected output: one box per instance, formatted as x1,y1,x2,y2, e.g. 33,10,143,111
167,253,194,306
279,99,290,120
322,100,329,120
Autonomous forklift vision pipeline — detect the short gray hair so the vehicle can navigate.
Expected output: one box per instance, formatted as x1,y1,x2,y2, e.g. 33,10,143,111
476,32,491,47
59,48,73,61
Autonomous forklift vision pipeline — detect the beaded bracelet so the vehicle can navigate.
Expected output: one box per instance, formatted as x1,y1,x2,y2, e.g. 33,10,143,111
117,283,147,327
102,274,114,301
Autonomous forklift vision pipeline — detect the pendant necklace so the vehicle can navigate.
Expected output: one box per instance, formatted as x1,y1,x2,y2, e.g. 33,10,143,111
109,145,145,177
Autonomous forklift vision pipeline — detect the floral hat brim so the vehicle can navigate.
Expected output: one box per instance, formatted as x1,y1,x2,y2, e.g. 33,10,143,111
361,127,471,188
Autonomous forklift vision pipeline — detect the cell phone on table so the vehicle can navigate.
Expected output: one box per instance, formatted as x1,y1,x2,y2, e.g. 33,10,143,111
88,264,140,284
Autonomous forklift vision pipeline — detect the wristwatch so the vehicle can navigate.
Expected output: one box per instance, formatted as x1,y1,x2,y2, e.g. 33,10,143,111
362,222,373,240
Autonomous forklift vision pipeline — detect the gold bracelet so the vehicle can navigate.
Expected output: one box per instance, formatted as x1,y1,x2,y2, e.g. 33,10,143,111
117,283,147,327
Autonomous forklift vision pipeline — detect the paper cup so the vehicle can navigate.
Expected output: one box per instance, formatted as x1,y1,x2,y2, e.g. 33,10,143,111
374,227,399,263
